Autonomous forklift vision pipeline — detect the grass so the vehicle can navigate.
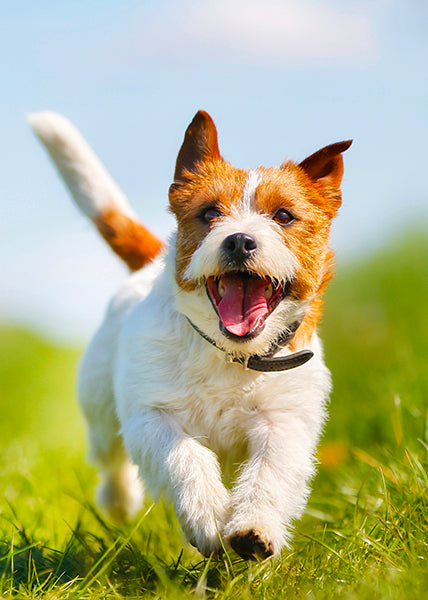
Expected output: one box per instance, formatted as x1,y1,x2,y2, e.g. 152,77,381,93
0,230,427,598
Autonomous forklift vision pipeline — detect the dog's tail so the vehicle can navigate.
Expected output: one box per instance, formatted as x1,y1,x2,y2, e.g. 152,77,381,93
28,111,163,271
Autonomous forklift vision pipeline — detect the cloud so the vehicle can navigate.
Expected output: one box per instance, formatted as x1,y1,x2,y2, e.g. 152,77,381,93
136,0,379,66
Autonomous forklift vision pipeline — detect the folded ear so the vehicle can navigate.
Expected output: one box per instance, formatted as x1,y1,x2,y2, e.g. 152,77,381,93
174,110,220,183
299,140,352,189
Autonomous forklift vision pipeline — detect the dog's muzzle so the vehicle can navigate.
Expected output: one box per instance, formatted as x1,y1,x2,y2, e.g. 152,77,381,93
206,271,289,341
220,232,258,268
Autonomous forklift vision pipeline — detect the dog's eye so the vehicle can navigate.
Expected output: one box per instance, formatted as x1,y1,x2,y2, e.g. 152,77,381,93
274,209,295,226
200,207,221,223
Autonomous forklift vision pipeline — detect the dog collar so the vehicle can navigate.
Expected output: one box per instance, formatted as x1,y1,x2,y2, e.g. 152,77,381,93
185,317,313,372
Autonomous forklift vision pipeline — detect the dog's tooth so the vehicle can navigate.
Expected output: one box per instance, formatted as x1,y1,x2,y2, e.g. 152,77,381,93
265,282,273,300
218,280,225,298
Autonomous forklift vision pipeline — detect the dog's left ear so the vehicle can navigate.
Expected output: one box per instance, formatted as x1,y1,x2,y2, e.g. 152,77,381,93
298,140,352,190
173,110,220,184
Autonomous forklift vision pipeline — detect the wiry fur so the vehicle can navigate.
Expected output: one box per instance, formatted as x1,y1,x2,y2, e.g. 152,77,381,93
30,110,351,560
29,112,163,270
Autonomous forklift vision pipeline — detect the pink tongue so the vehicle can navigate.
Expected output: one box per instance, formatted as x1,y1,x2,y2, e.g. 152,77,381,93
217,275,269,336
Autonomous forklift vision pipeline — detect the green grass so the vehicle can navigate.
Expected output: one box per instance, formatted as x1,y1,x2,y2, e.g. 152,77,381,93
1,230,427,598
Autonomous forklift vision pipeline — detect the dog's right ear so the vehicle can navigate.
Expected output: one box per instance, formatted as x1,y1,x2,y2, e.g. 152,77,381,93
173,111,220,184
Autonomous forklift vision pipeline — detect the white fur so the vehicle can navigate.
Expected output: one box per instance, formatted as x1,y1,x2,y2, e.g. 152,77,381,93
35,114,332,558
240,169,262,212
185,169,298,288
178,210,308,355
28,111,137,220
79,244,330,555
184,212,299,286
181,172,303,358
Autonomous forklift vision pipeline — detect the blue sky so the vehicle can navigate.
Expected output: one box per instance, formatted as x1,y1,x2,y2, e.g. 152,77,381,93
0,0,427,342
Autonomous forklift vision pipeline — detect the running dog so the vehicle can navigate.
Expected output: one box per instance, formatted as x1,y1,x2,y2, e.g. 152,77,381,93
29,110,351,559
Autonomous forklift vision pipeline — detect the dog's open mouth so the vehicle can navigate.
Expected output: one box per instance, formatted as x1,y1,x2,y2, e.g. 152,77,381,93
206,272,289,340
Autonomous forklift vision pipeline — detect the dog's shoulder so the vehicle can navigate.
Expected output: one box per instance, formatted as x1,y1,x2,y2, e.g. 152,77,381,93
79,254,167,386
108,255,165,318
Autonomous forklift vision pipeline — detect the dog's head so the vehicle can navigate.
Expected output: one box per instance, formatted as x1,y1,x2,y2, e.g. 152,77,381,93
169,111,351,357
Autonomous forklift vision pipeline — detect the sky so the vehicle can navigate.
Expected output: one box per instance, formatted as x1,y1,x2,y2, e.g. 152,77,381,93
0,0,427,343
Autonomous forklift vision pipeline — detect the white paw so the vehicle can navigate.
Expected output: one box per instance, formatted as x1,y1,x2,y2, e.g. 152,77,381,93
176,490,231,557
181,506,230,557
97,462,143,523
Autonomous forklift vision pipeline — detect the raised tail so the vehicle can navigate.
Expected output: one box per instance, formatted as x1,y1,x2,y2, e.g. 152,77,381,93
28,111,163,271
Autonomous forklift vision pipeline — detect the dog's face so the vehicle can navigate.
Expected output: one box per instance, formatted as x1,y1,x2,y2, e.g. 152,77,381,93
169,111,351,357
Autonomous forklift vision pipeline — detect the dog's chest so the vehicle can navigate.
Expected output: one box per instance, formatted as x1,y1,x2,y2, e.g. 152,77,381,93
173,388,252,449
165,356,277,454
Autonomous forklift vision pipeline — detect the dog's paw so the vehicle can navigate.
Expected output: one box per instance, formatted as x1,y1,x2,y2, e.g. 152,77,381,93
186,524,225,558
189,536,223,559
97,463,143,524
180,507,228,558
229,528,274,560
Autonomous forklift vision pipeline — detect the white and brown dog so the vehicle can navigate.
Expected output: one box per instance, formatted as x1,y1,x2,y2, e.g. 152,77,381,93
29,110,351,560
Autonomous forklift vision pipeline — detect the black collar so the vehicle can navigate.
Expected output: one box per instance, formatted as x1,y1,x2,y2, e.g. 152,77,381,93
186,318,313,372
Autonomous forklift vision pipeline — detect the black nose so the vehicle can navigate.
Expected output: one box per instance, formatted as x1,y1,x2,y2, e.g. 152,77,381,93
221,233,258,263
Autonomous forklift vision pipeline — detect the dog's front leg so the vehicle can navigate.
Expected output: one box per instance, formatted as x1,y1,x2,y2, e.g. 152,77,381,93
121,409,230,556
225,409,317,560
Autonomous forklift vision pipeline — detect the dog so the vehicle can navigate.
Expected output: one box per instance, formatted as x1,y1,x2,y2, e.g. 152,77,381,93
29,110,351,560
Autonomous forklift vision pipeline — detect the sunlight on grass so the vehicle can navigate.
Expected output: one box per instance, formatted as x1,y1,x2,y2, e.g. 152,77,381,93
1,231,427,598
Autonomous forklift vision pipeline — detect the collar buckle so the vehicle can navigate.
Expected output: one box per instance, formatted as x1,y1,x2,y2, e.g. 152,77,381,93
185,317,313,372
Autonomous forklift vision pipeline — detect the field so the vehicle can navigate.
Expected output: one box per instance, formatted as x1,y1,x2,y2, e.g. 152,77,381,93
1,231,427,599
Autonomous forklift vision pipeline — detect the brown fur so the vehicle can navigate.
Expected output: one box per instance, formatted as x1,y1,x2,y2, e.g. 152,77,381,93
97,111,350,350
170,159,248,290
169,112,349,348
94,207,163,271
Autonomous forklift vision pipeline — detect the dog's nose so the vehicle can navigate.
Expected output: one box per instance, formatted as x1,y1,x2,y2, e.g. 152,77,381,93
221,233,257,262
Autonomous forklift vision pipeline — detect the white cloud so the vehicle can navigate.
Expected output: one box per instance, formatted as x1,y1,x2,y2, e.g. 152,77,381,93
136,0,379,66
